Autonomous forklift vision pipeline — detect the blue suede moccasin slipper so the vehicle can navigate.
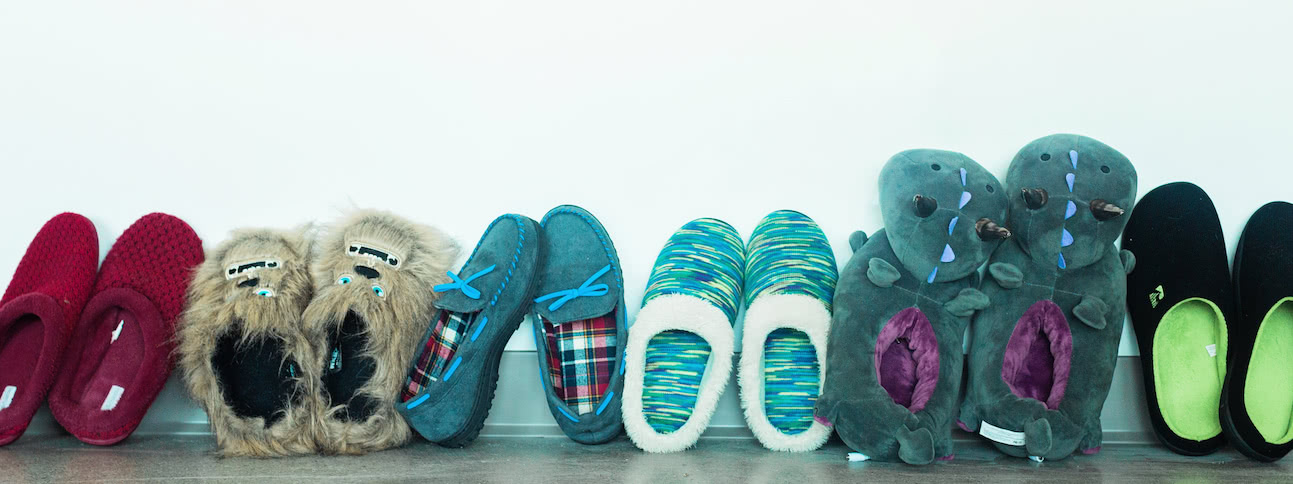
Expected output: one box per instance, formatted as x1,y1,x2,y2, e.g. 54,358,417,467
623,218,745,453
399,214,544,448
530,205,627,444
738,210,838,452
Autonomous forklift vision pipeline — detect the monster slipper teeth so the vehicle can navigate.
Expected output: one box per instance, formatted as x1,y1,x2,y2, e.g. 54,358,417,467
304,210,458,455
1222,201,1293,462
530,205,627,445
177,227,323,457
1122,182,1231,456
623,218,744,454
399,214,543,448
0,213,99,447
817,150,1007,464
48,213,204,446
737,210,837,452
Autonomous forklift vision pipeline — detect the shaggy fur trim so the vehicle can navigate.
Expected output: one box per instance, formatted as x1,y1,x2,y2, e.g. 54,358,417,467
177,226,322,457
303,210,458,455
738,293,832,452
623,294,734,453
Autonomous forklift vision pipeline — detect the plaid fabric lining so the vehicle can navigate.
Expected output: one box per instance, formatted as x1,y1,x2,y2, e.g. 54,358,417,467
403,309,477,401
544,313,618,415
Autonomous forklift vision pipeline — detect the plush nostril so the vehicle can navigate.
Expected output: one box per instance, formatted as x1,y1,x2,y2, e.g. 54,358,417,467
238,278,259,288
355,265,381,279
913,194,938,218
1022,188,1049,210
1090,199,1125,221
975,218,1012,241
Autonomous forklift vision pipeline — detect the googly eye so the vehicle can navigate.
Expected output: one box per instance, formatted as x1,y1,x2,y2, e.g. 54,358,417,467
372,285,386,298
337,274,353,285
256,288,275,298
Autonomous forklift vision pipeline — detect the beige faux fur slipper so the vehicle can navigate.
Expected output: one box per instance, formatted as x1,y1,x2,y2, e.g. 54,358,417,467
303,210,457,455
177,227,322,457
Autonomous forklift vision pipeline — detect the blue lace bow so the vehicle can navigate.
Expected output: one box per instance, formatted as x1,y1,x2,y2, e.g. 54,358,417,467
433,265,496,300
534,264,612,311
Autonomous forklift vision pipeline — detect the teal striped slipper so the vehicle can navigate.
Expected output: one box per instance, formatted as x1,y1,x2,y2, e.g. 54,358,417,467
738,210,838,452
623,218,744,453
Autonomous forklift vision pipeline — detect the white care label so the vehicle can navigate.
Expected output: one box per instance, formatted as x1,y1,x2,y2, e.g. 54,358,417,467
979,420,1026,446
1205,344,1217,357
101,385,125,411
0,385,15,410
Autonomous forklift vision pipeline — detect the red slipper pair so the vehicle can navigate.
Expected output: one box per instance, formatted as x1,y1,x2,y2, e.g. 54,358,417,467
0,212,203,446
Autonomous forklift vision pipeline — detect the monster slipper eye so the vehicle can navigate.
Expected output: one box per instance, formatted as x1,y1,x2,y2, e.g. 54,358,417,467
1022,188,1049,210
913,195,938,218
256,288,275,298
337,274,353,285
371,285,385,298
1090,199,1125,221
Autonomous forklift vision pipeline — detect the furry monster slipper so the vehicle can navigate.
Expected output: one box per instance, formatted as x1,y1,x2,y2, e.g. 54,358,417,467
48,213,204,445
1122,182,1231,455
178,227,322,457
738,210,838,452
304,210,457,455
1221,201,1293,462
623,218,744,453
960,134,1137,461
530,206,626,444
0,213,99,446
399,214,543,448
816,150,1009,464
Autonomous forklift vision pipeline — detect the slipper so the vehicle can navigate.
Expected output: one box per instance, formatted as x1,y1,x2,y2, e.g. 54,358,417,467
1122,182,1231,455
0,213,99,446
960,134,1137,461
530,205,626,444
304,210,458,455
1221,201,1293,462
177,227,322,457
737,210,837,452
48,213,204,445
817,150,1008,464
399,214,543,448
623,218,744,453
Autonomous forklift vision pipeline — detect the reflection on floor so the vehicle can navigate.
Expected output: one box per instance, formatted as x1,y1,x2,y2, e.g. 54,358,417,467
1,434,1289,483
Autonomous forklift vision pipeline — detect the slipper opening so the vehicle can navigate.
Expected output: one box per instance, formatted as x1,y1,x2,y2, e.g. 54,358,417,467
1244,297,1293,445
212,322,298,427
543,311,618,416
324,311,379,422
1152,298,1227,441
874,307,939,413
0,316,43,415
1002,300,1073,410
403,309,481,402
762,328,818,435
64,306,144,413
642,330,710,434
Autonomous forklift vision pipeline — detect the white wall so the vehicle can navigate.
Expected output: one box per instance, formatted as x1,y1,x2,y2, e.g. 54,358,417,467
3,1,1292,357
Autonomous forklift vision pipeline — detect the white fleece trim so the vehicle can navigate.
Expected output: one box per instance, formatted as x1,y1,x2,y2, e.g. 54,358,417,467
622,294,735,453
738,293,832,452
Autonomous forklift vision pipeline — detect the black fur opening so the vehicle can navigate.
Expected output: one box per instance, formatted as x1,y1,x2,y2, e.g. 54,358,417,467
212,322,298,428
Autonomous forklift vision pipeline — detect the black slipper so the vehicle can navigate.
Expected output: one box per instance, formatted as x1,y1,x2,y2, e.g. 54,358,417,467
1221,201,1293,462
1122,182,1232,455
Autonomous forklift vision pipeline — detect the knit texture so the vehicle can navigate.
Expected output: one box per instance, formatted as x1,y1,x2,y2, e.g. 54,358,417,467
48,212,203,444
642,218,745,322
641,330,712,433
762,328,819,434
743,210,838,309
0,213,99,446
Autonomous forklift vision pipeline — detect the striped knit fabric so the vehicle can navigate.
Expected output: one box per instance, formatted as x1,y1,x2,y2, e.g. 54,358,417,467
743,210,838,309
639,218,745,434
642,218,746,323
744,210,837,435
762,328,820,434
641,330,713,433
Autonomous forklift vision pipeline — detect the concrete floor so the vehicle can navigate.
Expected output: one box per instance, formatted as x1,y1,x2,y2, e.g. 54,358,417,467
2,435,1290,483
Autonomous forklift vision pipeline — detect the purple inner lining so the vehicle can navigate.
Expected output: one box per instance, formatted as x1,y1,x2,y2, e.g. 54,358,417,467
874,307,939,412
1001,300,1073,410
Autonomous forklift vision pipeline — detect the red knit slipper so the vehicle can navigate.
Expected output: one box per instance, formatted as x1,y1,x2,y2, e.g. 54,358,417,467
0,213,99,447
48,213,203,445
